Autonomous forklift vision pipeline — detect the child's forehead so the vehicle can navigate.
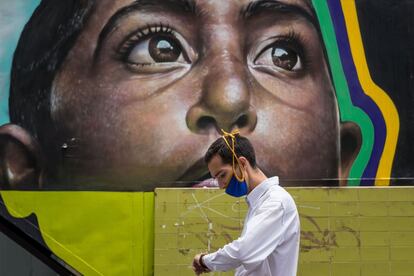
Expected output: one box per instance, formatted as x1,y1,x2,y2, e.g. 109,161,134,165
88,0,314,21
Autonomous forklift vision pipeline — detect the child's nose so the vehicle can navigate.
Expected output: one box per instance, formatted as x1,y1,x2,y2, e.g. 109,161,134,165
186,54,257,135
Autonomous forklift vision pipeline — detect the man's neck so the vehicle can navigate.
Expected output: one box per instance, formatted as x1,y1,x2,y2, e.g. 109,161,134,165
247,169,268,194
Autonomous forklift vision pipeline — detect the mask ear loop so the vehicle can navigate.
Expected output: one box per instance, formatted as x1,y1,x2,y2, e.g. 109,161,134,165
221,129,245,182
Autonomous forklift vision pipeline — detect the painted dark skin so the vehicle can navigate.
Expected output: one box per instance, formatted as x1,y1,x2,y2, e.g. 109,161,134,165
0,0,361,190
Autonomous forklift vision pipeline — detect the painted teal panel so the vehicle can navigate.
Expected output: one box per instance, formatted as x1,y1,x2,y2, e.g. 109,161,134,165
0,0,40,124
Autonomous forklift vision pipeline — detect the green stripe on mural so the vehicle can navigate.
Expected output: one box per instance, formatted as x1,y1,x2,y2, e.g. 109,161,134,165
312,0,374,185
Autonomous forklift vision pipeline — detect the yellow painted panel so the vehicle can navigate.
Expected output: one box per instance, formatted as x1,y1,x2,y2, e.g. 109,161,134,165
0,191,154,276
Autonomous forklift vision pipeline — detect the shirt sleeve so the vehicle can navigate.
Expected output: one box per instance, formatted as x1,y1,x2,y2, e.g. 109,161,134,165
202,200,287,272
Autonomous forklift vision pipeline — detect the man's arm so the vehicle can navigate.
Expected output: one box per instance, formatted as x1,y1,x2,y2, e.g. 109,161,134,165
202,200,295,272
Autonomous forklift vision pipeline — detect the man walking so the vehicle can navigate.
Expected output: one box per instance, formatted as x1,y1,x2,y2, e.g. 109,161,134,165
192,130,300,276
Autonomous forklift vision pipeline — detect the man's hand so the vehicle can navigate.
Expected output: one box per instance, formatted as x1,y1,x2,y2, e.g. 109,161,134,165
192,253,210,275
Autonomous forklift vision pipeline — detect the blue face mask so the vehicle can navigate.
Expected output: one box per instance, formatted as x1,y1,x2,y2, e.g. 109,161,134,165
220,129,248,197
225,173,248,197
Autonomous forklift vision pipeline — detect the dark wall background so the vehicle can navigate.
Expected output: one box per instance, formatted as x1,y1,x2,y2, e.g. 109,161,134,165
357,0,414,185
0,232,57,276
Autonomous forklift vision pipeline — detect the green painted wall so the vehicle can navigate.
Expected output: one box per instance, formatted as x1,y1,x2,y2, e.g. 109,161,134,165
154,188,414,276
2,188,414,275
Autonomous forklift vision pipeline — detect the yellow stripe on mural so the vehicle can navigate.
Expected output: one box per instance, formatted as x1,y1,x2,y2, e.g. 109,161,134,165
341,0,399,186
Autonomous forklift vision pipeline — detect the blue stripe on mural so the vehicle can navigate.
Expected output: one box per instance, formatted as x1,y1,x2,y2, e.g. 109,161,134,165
327,0,386,185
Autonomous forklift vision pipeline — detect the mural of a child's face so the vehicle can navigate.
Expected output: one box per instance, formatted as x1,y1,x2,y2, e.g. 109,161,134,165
4,0,361,190
49,0,348,190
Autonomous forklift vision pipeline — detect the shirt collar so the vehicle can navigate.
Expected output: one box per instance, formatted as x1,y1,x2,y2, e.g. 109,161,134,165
246,176,279,207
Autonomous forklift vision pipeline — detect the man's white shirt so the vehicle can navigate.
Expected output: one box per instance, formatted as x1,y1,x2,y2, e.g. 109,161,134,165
202,176,300,276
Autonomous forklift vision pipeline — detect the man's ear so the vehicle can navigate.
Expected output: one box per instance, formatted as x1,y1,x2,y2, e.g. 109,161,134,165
0,124,43,189
339,121,362,186
238,156,249,170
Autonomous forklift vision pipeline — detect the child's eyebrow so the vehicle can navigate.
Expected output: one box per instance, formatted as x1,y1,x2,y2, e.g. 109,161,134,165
93,0,197,62
241,0,317,29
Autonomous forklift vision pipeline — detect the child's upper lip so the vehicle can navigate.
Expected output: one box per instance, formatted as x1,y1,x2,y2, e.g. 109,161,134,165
176,158,209,186
192,178,218,188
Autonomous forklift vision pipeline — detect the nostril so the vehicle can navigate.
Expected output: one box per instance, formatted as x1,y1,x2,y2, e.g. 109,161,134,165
235,114,249,128
196,116,216,131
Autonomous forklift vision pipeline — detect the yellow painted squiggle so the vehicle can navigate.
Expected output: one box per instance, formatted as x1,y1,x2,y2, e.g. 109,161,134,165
341,0,399,186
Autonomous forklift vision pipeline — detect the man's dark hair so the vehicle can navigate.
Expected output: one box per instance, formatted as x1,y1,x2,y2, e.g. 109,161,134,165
204,134,257,168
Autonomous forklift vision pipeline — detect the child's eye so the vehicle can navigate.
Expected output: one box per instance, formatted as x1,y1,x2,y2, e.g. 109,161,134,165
251,31,308,74
117,24,195,73
127,34,187,64
254,43,302,71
